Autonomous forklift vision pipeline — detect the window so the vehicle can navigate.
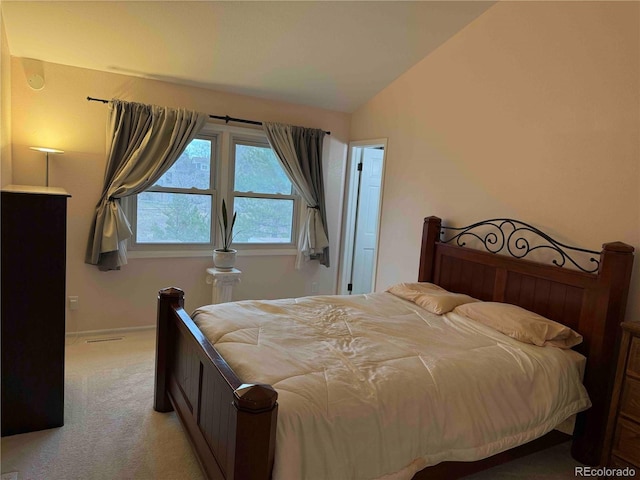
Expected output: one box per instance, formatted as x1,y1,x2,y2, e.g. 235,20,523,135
232,139,296,245
134,137,215,246
126,125,299,256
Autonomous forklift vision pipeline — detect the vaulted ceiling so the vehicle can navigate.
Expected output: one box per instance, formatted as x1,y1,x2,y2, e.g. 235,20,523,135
1,1,494,112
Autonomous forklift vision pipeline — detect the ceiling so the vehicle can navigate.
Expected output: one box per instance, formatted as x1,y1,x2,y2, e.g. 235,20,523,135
1,1,494,113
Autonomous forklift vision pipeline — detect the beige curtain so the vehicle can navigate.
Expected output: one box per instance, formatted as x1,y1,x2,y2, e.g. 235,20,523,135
263,122,329,269
85,99,207,270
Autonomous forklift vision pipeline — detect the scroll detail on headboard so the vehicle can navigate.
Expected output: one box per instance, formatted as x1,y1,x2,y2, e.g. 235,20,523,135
440,218,600,273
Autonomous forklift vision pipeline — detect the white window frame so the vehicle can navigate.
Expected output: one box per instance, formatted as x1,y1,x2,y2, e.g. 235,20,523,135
230,135,299,250
125,123,300,258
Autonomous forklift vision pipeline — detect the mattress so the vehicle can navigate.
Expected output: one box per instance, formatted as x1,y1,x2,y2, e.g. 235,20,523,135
193,292,591,480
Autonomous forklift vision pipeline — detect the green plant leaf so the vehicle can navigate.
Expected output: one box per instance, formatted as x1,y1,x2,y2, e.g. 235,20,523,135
218,197,236,251
221,198,228,229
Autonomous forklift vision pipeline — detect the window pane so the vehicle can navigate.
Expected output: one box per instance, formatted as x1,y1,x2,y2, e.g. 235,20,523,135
154,138,211,189
234,197,293,243
234,144,291,194
137,192,211,243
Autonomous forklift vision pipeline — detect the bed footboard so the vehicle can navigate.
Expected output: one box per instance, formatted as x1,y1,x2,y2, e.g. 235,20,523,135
154,287,277,480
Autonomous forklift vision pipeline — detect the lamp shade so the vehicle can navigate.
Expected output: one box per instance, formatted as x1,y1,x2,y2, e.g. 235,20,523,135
29,147,64,155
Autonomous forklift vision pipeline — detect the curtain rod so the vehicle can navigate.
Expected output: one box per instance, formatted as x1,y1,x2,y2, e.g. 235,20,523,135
86,96,331,135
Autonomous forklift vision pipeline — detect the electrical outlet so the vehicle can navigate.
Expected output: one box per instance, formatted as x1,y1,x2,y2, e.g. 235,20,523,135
1,472,19,480
311,282,319,294
69,296,79,311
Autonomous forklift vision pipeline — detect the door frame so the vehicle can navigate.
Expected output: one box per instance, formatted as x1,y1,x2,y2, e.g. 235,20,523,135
338,139,387,295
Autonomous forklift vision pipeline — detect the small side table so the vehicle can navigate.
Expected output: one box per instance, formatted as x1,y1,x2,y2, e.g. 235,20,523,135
206,267,242,304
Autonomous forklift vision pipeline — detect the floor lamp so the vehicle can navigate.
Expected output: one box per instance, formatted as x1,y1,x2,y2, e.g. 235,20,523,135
29,147,64,187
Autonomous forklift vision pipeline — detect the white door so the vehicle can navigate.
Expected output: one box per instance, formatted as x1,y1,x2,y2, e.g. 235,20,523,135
339,140,386,295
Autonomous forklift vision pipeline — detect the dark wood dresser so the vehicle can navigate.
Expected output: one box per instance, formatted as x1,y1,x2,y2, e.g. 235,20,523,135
1,185,71,436
602,321,640,470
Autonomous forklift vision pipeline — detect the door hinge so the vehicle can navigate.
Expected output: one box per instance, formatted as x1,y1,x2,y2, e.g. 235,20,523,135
357,162,363,172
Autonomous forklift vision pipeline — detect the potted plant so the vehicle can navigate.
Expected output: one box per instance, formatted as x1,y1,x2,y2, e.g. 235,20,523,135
213,198,237,271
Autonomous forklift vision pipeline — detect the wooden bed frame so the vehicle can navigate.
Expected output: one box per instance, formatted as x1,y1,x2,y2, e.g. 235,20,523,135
154,216,634,479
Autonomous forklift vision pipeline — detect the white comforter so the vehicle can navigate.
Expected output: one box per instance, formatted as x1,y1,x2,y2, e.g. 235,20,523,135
193,292,590,480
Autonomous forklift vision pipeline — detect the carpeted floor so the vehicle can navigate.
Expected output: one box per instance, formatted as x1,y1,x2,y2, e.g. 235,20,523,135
1,329,203,480
1,329,584,479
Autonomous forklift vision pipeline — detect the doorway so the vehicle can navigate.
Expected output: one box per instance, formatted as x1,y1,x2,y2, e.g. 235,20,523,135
339,139,387,295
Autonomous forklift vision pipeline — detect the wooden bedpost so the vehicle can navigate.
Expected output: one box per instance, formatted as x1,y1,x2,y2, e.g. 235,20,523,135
597,242,635,355
154,287,184,413
232,383,278,479
419,216,442,282
572,242,634,465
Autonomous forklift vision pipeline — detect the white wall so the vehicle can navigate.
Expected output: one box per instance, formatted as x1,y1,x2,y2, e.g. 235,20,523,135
1,13,11,187
351,2,640,318
10,59,350,332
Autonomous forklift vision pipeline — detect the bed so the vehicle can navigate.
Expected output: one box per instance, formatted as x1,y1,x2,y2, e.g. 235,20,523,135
154,216,634,479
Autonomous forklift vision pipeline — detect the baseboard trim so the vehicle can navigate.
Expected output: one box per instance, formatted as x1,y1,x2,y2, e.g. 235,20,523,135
66,325,156,338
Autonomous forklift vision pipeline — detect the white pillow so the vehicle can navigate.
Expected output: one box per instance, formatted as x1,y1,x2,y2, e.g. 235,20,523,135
386,282,477,315
453,302,583,349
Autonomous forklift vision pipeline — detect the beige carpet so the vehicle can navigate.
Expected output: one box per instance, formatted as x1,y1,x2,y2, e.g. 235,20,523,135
1,329,203,480
1,329,583,479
